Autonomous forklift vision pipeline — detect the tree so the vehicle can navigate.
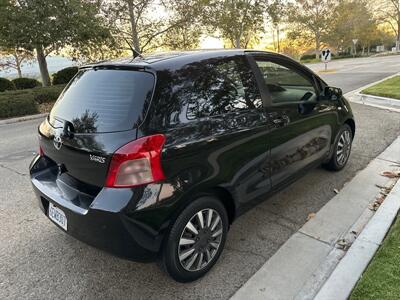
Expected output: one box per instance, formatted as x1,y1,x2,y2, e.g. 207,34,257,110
328,0,378,56
375,0,400,51
161,25,202,51
201,0,268,49
0,0,112,86
102,0,203,54
268,0,286,52
288,0,336,59
0,48,34,78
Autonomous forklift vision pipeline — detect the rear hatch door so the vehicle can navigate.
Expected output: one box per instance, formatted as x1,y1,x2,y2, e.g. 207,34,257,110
39,67,155,187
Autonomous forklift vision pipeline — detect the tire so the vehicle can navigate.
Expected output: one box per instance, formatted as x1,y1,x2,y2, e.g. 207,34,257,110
159,196,229,282
324,124,353,171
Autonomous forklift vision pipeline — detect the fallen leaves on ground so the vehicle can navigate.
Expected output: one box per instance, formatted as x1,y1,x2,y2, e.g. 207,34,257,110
380,170,400,178
336,238,352,250
369,195,387,211
306,212,316,221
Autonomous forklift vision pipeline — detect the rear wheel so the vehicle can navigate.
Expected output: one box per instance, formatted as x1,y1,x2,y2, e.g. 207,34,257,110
325,124,353,171
160,196,228,282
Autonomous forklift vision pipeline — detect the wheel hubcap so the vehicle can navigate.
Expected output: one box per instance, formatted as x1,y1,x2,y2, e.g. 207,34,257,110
178,208,223,272
336,130,351,166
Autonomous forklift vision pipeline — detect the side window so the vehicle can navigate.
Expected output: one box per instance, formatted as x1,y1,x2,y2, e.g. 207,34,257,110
155,57,262,128
255,60,316,104
181,57,262,120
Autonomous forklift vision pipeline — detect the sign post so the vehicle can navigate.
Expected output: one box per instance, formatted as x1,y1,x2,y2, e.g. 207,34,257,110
321,49,331,71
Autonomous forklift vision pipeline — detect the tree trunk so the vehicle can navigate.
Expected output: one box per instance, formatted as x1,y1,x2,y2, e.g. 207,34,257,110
397,19,400,51
315,34,321,59
17,66,22,78
36,45,50,86
272,29,276,51
234,36,241,48
277,26,280,53
127,0,141,52
13,52,22,78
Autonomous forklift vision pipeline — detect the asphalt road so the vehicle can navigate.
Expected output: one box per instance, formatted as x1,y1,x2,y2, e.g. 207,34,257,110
306,55,400,93
1,56,400,299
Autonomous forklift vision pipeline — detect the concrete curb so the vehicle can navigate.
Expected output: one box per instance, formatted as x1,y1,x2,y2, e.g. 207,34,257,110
356,93,400,108
231,136,400,300
0,113,47,126
345,73,400,112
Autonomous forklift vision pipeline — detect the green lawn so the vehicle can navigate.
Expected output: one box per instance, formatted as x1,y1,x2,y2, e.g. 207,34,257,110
361,76,400,100
350,215,400,299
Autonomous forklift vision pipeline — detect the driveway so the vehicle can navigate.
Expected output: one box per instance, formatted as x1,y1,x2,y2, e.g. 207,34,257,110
1,56,400,299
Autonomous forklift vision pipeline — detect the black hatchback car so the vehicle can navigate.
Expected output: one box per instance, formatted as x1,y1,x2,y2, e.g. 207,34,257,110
30,50,355,282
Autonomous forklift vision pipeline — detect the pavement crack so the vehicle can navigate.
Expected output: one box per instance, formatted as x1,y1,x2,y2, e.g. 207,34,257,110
0,163,27,177
376,157,400,165
298,231,332,247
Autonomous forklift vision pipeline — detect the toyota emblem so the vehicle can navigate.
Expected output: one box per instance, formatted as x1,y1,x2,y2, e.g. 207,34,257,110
53,134,63,150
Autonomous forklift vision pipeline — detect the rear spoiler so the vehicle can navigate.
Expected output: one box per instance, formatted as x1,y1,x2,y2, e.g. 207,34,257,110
79,63,147,71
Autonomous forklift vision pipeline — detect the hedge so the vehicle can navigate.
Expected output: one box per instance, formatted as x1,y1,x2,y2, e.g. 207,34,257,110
12,77,41,90
0,78,16,92
52,66,78,85
32,85,66,104
0,94,38,118
0,84,66,119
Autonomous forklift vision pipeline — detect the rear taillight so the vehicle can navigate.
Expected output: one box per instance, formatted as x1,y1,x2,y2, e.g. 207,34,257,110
105,134,166,188
39,145,44,156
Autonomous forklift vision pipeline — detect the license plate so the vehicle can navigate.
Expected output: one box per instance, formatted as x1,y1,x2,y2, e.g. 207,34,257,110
48,202,67,231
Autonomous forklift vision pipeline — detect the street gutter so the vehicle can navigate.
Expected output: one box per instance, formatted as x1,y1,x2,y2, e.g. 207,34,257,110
315,177,400,299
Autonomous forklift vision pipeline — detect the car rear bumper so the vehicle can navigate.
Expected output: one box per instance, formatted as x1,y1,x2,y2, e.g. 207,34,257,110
29,155,167,262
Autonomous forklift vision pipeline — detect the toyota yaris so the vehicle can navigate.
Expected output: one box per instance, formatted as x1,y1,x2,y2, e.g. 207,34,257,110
30,50,355,282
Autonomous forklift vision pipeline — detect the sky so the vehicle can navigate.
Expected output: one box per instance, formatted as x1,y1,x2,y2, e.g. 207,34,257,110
0,35,226,79
200,36,225,49
0,56,76,79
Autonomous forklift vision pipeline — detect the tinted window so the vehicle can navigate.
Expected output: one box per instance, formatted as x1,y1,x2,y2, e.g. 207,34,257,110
255,60,316,103
49,69,154,133
155,56,262,127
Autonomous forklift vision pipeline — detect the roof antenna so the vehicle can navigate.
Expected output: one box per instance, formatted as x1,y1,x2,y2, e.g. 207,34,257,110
124,38,143,59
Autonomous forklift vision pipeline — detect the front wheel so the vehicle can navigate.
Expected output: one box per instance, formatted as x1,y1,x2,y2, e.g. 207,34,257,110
160,196,229,282
324,124,353,171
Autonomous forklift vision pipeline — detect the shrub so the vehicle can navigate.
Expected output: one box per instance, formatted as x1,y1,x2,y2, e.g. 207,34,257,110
52,66,78,85
0,94,38,119
300,54,317,61
33,85,65,104
0,84,65,119
0,78,16,92
12,77,40,90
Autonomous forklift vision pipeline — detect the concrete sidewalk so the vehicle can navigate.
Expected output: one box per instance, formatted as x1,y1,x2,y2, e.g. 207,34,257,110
231,136,400,300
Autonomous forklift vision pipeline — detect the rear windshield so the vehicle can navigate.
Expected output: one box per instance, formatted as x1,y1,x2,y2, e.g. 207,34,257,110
49,69,154,133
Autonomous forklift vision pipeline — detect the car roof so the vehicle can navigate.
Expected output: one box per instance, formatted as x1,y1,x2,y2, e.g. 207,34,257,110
83,49,273,71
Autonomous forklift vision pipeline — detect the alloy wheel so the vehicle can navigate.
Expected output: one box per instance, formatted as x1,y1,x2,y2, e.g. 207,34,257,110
336,130,351,166
178,208,223,272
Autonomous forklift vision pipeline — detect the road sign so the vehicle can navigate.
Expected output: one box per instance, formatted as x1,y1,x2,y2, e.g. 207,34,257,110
352,39,358,45
321,49,331,62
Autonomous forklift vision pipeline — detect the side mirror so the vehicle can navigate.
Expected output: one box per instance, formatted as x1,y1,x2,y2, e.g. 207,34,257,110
324,86,343,101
